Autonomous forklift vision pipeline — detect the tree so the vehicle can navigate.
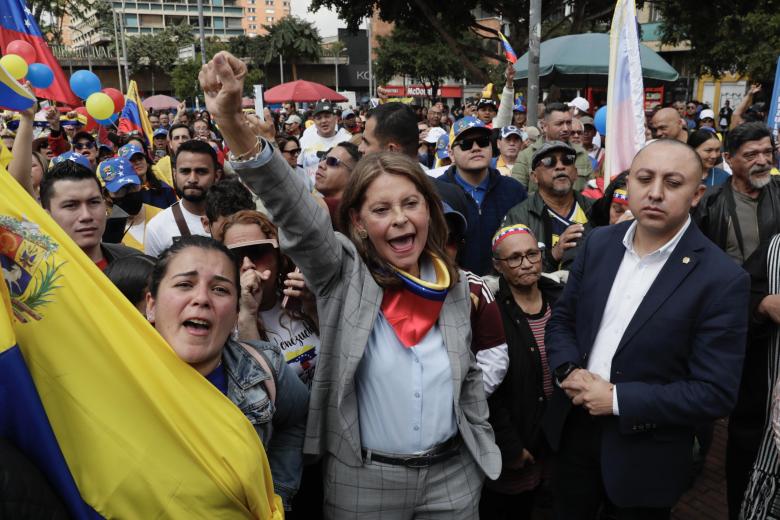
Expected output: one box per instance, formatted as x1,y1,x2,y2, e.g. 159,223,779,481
126,24,194,93
170,59,202,101
309,0,614,83
641,0,780,83
324,40,347,90
261,16,322,80
229,34,270,69
375,25,489,100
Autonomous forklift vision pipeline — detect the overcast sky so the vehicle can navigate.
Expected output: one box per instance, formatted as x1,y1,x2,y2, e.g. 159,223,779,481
290,0,366,38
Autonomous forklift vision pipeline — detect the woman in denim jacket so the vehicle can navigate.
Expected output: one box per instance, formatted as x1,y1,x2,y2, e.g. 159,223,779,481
146,235,309,511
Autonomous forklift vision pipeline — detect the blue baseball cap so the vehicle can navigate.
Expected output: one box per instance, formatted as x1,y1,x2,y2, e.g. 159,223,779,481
153,127,168,138
513,100,526,113
118,143,145,160
436,133,450,160
51,151,91,170
98,157,140,193
451,116,491,142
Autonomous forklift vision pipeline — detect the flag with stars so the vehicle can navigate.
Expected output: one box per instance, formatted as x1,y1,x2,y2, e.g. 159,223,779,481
0,0,80,105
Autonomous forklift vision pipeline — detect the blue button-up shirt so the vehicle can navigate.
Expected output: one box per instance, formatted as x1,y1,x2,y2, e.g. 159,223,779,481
355,260,458,454
454,170,490,208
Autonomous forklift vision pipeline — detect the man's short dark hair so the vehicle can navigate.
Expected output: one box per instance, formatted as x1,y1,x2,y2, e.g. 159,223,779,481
544,102,569,118
72,131,95,144
726,122,773,155
174,139,219,170
40,160,102,209
205,177,255,223
168,123,192,138
366,102,418,158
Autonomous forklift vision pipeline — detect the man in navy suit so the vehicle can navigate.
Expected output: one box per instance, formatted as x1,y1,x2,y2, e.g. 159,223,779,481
545,139,750,519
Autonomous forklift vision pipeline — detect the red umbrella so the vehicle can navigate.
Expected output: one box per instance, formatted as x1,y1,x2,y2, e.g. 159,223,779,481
142,95,180,111
264,80,347,103
242,97,255,108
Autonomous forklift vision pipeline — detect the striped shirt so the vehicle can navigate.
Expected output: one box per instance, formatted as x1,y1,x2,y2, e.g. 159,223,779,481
526,303,553,398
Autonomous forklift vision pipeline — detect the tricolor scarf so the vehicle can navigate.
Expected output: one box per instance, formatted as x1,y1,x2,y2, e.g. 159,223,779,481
380,255,451,348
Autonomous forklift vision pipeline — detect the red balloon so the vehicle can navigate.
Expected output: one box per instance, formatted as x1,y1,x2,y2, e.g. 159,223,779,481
102,87,125,113
74,106,98,132
6,40,37,65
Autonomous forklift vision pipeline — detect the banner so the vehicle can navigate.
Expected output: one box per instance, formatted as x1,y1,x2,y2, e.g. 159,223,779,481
767,55,780,142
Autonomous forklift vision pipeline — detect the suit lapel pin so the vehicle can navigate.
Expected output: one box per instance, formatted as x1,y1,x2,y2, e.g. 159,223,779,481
682,257,690,264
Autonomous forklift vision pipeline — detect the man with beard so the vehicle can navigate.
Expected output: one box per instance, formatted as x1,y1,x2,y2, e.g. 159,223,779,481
144,140,221,256
298,100,351,185
503,141,593,272
694,122,780,519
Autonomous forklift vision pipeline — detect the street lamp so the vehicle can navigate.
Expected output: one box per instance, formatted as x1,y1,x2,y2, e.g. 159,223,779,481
68,25,92,72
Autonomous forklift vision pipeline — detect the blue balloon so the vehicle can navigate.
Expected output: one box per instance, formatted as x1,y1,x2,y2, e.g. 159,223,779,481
69,70,102,100
594,105,607,135
27,63,54,89
96,113,118,126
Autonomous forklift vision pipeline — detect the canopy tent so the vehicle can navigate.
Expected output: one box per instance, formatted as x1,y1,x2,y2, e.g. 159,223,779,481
513,33,679,87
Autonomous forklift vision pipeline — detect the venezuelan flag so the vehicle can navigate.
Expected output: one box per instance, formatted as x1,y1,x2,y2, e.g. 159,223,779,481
117,80,154,144
497,32,518,64
0,58,35,111
0,166,283,518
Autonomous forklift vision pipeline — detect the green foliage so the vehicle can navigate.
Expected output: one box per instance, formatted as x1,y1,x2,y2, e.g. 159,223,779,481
170,59,202,101
126,24,195,75
229,35,271,68
261,16,322,71
642,0,780,82
244,68,264,97
374,25,489,98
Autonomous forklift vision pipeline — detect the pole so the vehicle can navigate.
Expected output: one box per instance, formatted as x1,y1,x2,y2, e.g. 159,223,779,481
335,51,339,92
366,16,373,98
527,0,541,128
118,3,130,88
196,0,207,66
112,12,124,91
279,54,284,84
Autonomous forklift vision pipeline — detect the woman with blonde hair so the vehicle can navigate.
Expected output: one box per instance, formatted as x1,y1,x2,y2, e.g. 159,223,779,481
199,51,500,519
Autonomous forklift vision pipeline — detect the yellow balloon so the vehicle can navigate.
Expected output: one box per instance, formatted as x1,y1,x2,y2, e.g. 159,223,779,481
86,92,114,121
0,54,28,80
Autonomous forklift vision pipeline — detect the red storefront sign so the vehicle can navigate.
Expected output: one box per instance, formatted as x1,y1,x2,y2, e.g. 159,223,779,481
380,85,463,98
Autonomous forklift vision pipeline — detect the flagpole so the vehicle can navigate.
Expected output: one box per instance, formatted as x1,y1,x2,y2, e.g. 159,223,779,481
527,0,541,128
112,12,124,92
118,4,130,88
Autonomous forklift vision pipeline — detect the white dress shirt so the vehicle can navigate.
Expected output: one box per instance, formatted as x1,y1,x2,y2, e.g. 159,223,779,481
587,217,691,415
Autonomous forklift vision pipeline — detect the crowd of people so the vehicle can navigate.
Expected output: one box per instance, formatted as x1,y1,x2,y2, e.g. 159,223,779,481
2,49,780,520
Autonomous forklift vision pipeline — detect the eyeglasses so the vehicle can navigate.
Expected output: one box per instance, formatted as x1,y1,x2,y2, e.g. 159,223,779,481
494,249,542,268
74,141,96,150
569,130,584,136
283,147,301,156
320,155,352,169
454,136,491,150
229,239,279,266
537,154,576,168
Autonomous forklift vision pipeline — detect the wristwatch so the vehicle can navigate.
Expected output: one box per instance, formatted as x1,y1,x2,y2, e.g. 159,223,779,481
554,362,579,387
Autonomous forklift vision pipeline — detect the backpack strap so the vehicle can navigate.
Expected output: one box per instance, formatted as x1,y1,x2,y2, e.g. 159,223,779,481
171,202,192,238
239,342,277,405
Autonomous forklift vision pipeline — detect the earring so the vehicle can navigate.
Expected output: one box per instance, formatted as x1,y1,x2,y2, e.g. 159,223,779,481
357,229,368,239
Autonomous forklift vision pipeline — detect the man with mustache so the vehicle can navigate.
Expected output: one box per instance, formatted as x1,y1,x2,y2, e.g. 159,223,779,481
693,122,780,519
503,141,593,273
144,140,222,257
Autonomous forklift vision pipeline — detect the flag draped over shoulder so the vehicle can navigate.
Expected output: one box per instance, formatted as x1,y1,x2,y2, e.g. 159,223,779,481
0,0,80,106
604,0,646,182
0,167,283,519
118,80,153,144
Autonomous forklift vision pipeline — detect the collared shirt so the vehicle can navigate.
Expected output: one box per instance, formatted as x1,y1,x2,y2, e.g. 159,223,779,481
454,170,490,208
587,217,691,415
356,259,457,454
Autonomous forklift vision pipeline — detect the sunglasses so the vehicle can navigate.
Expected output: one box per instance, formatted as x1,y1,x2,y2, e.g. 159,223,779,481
454,136,491,150
538,154,576,168
74,141,96,150
320,155,351,169
230,239,279,265
569,130,583,136
283,147,301,156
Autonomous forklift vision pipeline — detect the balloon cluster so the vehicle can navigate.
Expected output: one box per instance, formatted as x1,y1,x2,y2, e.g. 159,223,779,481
0,40,54,89
69,71,125,129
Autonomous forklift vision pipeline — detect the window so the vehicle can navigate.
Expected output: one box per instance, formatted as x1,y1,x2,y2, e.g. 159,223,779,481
265,0,273,5
248,15,255,20
247,7,255,11
266,16,274,22
265,8,274,13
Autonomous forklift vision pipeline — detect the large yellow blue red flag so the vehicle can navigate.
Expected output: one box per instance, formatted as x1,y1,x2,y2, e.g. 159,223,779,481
117,80,154,144
0,167,283,518
0,58,35,111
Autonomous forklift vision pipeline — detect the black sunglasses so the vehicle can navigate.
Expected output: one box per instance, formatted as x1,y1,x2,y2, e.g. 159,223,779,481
320,155,352,169
74,141,96,150
538,154,576,168
230,240,279,265
454,136,491,150
283,147,301,156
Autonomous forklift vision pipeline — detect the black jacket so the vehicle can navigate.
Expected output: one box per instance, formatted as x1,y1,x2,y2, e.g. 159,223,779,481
0,439,69,519
488,275,564,464
101,242,142,265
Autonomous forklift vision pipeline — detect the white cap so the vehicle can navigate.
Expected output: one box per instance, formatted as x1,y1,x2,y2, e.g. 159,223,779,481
699,109,715,121
569,96,590,115
424,127,447,144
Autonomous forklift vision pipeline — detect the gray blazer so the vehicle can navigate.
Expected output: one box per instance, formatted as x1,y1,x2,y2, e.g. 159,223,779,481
233,145,501,480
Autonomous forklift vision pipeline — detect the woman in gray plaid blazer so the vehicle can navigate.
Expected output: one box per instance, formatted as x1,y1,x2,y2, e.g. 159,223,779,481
200,51,501,519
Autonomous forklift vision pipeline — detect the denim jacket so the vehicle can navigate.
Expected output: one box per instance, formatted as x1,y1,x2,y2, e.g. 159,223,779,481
222,338,309,510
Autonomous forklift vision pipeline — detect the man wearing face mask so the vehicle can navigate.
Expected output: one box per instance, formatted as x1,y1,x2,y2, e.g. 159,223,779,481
98,156,162,252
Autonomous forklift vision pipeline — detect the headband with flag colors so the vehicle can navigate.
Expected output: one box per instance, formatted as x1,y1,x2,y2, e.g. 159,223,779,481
117,80,153,144
612,188,629,206
0,162,283,518
497,32,518,64
492,224,532,252
0,0,79,105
